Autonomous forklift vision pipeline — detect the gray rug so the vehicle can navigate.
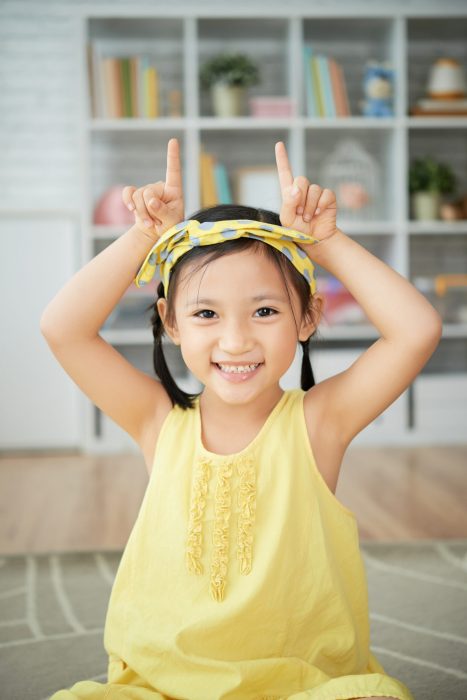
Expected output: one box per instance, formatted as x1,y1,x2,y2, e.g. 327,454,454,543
1,541,466,700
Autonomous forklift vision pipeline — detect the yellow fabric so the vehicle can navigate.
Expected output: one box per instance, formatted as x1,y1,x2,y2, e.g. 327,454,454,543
51,389,414,700
133,219,319,296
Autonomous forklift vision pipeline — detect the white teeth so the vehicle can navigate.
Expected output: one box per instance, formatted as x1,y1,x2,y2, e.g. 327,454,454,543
217,363,260,374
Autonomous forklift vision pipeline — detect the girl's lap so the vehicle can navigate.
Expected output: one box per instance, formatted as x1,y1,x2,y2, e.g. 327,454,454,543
49,681,169,700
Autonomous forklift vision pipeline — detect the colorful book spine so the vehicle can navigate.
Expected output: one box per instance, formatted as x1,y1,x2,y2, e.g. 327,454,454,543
303,45,350,118
138,56,146,117
113,58,123,117
121,58,132,117
303,46,317,117
311,56,325,117
102,57,121,118
141,56,149,118
318,55,336,117
91,43,165,119
90,42,108,119
214,162,232,204
130,56,139,117
329,58,343,116
146,66,159,118
200,150,218,207
337,62,351,115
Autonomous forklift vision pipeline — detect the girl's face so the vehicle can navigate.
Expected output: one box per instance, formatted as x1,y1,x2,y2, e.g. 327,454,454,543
158,248,319,405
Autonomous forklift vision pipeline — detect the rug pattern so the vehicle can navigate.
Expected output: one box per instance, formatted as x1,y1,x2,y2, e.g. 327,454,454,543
1,541,466,700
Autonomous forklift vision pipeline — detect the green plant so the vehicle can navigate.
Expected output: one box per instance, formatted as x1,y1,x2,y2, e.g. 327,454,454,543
409,156,457,195
199,53,260,89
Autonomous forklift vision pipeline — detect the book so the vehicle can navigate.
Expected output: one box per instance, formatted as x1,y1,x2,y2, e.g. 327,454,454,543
121,58,132,117
311,56,325,117
102,57,122,118
303,45,351,118
416,98,467,111
318,55,335,117
130,56,139,117
146,65,159,118
214,162,232,204
88,41,162,118
329,58,350,116
200,150,218,207
336,61,351,115
410,96,467,116
303,46,320,117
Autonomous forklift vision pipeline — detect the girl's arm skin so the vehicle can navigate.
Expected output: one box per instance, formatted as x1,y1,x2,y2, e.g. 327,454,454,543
275,141,443,446
40,138,182,448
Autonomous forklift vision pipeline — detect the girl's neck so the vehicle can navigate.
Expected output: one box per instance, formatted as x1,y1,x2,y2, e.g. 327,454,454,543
199,384,284,427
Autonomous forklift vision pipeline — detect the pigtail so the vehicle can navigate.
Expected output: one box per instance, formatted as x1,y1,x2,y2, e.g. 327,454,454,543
300,338,315,390
146,281,197,410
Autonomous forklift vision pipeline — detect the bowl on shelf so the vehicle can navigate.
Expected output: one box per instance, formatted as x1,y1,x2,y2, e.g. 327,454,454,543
93,184,136,226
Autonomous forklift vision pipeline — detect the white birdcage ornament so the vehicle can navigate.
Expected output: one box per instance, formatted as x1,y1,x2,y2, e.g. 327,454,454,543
321,139,380,222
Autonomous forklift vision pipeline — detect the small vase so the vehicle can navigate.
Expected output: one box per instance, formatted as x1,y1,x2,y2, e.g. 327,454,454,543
412,191,441,221
211,83,246,117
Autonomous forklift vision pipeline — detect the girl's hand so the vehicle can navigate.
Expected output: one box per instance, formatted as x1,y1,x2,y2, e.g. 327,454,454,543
122,137,185,240
274,141,338,242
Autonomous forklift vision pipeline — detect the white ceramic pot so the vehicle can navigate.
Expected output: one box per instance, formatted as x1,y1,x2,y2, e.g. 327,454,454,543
211,83,246,117
428,58,466,100
412,191,441,221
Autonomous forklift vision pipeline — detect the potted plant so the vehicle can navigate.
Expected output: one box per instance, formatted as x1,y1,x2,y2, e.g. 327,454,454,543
409,156,457,221
199,53,260,117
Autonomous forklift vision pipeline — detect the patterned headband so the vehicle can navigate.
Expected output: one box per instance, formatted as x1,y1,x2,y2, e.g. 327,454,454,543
134,219,319,296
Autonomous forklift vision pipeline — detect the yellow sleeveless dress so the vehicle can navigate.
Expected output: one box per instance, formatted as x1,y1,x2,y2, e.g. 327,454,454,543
50,388,414,700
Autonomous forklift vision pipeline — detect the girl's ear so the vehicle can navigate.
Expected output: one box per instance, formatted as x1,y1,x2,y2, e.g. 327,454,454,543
298,292,324,342
156,297,181,345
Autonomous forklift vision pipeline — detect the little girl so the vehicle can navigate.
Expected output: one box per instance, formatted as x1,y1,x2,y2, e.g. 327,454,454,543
42,138,441,700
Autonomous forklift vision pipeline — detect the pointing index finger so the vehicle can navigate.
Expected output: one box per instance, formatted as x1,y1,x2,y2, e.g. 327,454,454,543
165,137,182,191
275,141,294,192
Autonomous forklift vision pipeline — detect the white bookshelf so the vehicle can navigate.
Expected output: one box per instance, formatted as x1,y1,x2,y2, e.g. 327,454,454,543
77,9,467,452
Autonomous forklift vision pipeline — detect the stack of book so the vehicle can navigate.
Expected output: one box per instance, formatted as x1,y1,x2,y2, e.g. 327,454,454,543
87,44,161,118
410,99,467,116
199,149,233,207
303,46,350,117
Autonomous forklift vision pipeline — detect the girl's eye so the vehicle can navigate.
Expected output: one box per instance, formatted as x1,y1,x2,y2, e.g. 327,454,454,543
256,307,277,317
194,309,215,319
193,307,277,319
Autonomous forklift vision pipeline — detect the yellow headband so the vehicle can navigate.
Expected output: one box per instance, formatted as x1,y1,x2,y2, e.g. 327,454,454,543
134,219,320,296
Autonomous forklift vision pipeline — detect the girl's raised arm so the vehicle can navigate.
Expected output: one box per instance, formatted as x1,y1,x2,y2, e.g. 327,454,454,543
275,141,443,447
40,138,183,452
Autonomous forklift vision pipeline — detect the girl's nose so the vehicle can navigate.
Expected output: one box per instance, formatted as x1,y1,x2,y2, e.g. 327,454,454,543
218,322,254,354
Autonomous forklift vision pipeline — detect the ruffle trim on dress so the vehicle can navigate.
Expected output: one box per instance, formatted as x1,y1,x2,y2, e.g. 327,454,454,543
185,453,257,602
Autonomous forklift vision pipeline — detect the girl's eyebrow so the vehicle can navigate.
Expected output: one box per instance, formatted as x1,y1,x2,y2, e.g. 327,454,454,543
186,293,287,307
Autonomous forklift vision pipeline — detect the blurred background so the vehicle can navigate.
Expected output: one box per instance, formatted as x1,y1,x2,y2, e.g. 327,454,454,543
1,0,467,551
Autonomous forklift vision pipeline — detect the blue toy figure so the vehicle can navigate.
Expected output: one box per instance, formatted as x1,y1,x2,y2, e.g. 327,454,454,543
361,60,394,117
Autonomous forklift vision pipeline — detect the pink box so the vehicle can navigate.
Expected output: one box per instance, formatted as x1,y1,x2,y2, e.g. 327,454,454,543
249,96,296,117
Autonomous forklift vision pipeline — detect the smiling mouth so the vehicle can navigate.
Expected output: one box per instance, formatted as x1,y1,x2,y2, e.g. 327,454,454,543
213,362,263,374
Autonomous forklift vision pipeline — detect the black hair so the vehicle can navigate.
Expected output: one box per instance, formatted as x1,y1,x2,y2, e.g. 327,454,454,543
145,204,321,409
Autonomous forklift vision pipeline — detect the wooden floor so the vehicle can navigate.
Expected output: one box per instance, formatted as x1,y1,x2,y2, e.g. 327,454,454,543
1,444,466,554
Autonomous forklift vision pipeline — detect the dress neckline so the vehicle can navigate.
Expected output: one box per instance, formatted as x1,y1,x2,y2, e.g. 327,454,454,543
195,389,292,460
